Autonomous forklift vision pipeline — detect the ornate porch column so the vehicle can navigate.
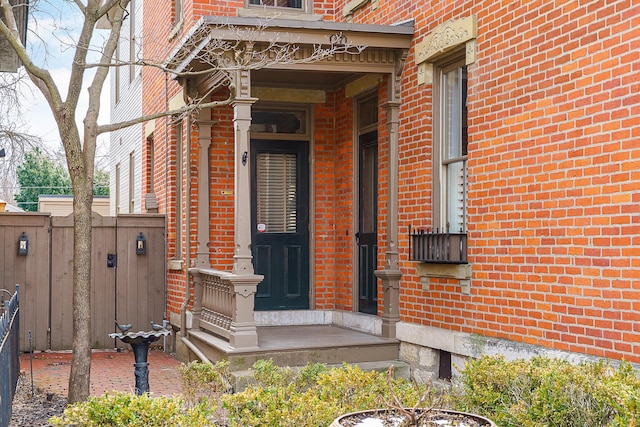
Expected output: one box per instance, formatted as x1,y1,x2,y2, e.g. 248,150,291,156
228,70,262,349
195,110,213,269
375,53,407,338
231,93,259,275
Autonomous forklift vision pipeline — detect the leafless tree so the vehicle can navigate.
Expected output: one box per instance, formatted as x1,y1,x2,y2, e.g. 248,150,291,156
0,0,363,402
0,71,43,203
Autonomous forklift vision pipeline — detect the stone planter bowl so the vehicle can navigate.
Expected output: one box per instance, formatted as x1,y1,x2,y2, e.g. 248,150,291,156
329,408,497,427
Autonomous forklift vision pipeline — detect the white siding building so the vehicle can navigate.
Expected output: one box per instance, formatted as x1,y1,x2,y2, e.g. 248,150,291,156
109,0,143,215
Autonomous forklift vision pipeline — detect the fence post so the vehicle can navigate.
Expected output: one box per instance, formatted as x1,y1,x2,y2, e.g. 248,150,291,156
0,285,20,427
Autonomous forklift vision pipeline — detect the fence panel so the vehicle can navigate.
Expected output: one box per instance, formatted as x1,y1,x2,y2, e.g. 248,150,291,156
114,215,166,348
0,212,165,351
0,286,20,427
0,214,50,351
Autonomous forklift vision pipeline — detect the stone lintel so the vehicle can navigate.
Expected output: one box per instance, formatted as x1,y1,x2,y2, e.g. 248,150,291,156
345,74,383,98
416,15,477,84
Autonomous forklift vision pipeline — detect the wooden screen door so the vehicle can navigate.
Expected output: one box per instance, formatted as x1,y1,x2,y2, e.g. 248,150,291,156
251,140,310,310
357,130,378,314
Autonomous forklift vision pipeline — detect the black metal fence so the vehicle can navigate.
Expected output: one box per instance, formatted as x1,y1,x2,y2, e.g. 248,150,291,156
0,285,19,427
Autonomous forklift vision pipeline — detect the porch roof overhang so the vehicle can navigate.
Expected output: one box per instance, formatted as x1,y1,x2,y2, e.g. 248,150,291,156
167,16,414,82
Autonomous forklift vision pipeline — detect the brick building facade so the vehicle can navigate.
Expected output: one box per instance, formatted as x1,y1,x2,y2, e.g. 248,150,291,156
132,0,640,376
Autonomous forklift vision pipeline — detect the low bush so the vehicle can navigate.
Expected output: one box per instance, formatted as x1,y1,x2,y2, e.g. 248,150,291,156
452,355,640,427
48,391,213,427
222,361,432,427
50,355,639,426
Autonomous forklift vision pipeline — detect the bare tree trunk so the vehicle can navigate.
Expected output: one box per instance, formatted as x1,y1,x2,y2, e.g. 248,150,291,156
68,188,93,403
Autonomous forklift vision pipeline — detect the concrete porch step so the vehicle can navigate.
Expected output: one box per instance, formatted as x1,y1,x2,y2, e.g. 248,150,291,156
186,325,401,372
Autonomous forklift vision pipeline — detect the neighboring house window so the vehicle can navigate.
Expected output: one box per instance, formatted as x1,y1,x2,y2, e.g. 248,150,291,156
115,163,121,214
114,41,120,103
247,0,312,12
249,0,302,8
129,151,135,213
147,135,155,193
434,57,468,233
129,0,136,82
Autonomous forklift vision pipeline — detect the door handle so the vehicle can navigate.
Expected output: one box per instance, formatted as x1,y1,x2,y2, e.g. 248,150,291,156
355,232,360,244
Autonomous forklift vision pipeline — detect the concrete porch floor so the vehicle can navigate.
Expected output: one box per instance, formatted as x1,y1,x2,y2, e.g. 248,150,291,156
256,324,394,350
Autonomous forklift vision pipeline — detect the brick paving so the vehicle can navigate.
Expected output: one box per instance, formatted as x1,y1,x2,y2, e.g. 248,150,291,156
19,349,183,397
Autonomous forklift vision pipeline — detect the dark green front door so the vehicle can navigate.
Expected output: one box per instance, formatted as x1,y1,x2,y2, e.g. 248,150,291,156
357,130,378,314
251,140,310,310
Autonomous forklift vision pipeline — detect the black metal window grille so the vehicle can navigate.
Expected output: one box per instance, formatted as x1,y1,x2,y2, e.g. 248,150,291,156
409,226,468,264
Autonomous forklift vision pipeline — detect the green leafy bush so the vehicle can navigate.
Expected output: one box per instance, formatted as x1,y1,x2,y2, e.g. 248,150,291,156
48,391,213,427
452,355,640,427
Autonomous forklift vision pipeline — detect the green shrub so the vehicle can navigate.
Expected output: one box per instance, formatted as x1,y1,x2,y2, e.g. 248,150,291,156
223,362,431,427
178,360,232,407
48,391,214,427
452,355,640,427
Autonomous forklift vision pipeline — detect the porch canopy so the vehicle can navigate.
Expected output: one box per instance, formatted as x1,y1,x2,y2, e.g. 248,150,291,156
168,16,414,94
168,16,413,350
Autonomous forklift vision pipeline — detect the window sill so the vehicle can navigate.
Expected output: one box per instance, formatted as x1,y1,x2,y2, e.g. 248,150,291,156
343,0,377,18
169,19,184,41
237,8,323,21
416,262,472,280
417,263,472,295
167,259,184,271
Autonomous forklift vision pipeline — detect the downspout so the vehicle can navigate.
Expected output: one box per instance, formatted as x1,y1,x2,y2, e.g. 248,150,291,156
180,78,192,338
163,72,169,324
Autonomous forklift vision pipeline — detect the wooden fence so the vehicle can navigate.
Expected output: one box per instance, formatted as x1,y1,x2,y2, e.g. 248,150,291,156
0,213,166,351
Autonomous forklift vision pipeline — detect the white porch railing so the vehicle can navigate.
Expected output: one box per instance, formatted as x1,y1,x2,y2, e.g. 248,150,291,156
188,268,263,350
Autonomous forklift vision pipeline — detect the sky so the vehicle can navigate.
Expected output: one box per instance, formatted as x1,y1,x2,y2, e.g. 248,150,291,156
17,1,110,162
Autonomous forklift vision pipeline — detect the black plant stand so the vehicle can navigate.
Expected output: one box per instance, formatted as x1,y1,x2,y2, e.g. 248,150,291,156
109,329,171,395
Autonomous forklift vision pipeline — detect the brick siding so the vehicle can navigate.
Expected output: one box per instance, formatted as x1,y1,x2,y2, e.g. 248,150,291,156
142,0,640,363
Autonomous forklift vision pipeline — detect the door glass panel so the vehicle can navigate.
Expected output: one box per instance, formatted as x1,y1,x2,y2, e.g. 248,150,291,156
359,97,378,128
361,144,377,233
256,152,297,233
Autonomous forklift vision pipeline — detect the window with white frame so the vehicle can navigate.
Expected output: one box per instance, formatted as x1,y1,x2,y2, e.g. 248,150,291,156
247,0,308,12
128,0,137,82
434,56,468,234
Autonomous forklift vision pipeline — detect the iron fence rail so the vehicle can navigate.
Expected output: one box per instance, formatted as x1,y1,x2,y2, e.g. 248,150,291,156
0,285,19,427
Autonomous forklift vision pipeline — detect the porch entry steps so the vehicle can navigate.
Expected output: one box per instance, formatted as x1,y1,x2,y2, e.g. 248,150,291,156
185,324,402,372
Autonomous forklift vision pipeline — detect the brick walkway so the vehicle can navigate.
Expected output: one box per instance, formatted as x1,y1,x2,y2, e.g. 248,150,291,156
19,349,183,397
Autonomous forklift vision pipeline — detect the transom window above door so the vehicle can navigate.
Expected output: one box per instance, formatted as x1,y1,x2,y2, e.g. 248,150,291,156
251,109,308,136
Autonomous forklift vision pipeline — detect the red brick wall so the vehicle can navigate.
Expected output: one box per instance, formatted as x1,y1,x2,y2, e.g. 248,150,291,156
144,0,640,363
209,102,236,271
344,0,640,362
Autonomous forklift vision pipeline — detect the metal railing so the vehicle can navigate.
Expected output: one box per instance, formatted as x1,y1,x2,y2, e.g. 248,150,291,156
409,226,468,264
0,285,20,427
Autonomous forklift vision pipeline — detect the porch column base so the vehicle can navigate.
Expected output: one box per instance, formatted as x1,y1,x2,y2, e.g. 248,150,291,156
375,269,402,339
188,269,203,330
228,274,264,349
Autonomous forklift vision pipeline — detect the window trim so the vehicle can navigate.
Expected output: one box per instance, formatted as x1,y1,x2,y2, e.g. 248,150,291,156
169,0,184,40
246,0,310,12
240,0,321,19
433,53,468,234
